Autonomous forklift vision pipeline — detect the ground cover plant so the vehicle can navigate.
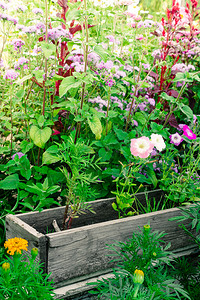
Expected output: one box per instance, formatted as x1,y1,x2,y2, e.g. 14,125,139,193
0,0,200,298
89,225,191,299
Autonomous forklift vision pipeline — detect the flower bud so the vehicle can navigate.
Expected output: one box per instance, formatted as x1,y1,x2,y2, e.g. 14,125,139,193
133,269,144,285
2,262,10,273
143,224,150,234
31,248,38,260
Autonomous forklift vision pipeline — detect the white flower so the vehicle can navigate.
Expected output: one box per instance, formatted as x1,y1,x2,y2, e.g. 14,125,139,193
150,134,166,152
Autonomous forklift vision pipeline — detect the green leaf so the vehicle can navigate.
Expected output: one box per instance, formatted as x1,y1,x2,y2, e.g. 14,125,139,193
20,140,34,154
98,148,112,162
15,74,32,85
147,168,158,188
42,152,61,165
112,202,118,211
114,127,128,141
87,115,102,140
67,41,74,52
0,174,19,190
93,45,108,62
30,126,52,148
134,112,146,125
40,42,56,59
16,89,25,99
178,103,193,120
34,70,44,83
59,76,76,98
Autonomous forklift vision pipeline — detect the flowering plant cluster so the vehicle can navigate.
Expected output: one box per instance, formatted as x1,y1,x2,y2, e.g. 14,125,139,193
0,237,54,299
0,0,199,233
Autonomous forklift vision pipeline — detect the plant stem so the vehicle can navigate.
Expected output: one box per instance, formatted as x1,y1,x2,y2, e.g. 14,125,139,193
74,0,89,144
105,86,111,135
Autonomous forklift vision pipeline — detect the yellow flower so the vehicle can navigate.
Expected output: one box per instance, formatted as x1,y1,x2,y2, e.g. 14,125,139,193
133,269,144,285
153,252,157,257
4,237,28,256
2,262,10,272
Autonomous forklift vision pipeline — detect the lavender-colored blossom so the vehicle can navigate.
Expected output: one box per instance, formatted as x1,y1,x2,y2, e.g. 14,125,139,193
36,22,45,33
10,38,25,51
12,152,25,160
148,98,155,106
133,120,138,126
16,24,25,31
23,26,37,34
143,63,150,69
171,63,195,73
17,4,27,12
0,1,8,10
152,49,161,58
0,13,18,24
14,57,28,70
106,78,115,87
48,27,71,40
87,52,100,64
104,60,114,70
4,69,19,81
32,8,43,15
169,132,183,146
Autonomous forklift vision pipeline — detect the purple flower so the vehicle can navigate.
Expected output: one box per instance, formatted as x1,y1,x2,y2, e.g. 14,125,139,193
17,5,27,12
169,132,183,146
4,69,19,81
0,1,8,10
10,39,25,51
14,57,28,70
12,152,25,160
32,8,43,15
183,125,197,140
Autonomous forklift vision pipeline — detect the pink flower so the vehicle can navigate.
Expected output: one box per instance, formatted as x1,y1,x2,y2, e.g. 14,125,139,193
136,34,144,41
182,125,196,140
169,132,183,146
130,137,154,158
52,129,60,136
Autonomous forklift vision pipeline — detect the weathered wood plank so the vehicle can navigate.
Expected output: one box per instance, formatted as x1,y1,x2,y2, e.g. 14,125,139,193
6,214,48,273
47,207,197,284
17,189,164,232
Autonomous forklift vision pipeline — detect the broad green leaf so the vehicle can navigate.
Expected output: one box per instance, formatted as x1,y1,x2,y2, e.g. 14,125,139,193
30,126,52,148
178,103,193,120
40,42,56,59
87,115,102,140
42,152,61,165
114,127,128,141
15,74,32,85
34,70,44,83
67,41,74,52
59,76,76,98
134,112,146,125
0,174,19,190
98,148,112,162
20,140,34,154
93,45,107,62
16,89,25,99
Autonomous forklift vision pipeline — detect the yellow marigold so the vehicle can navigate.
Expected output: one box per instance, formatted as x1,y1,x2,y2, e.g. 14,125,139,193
133,269,144,285
4,237,28,256
2,262,10,272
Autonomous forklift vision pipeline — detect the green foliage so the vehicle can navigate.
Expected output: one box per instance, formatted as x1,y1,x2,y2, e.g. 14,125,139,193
0,247,54,299
90,225,190,299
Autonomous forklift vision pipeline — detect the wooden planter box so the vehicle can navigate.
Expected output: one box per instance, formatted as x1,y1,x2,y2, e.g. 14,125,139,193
6,189,198,292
